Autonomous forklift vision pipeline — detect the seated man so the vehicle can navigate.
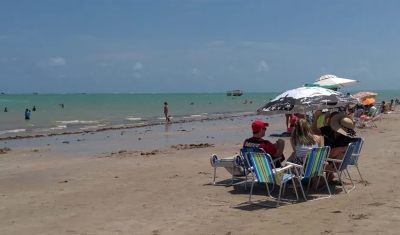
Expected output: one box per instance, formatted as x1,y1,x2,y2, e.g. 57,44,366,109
243,120,285,167
368,104,377,117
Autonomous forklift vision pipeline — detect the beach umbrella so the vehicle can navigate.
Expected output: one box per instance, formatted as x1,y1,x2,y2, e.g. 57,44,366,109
314,74,359,88
256,86,359,115
362,98,375,105
304,83,340,91
353,91,378,100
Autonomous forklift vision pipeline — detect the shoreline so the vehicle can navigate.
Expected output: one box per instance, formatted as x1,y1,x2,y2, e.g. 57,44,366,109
0,112,265,142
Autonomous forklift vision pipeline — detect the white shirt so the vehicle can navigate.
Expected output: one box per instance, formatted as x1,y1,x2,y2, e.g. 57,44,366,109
369,106,377,116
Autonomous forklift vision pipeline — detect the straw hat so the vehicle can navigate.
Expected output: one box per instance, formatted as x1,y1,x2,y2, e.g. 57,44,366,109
330,114,356,138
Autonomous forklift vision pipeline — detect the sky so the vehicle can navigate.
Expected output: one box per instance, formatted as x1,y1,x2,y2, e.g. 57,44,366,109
1,0,400,93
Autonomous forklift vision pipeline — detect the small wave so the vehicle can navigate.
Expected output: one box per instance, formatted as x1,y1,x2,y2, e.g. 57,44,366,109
56,120,100,125
126,116,142,121
50,125,67,130
32,125,67,132
80,124,106,130
190,114,203,117
0,129,26,135
157,117,173,120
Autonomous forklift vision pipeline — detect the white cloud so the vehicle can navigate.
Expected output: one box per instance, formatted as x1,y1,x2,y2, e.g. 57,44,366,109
38,57,66,67
133,62,143,71
192,68,200,74
49,57,66,66
257,60,269,72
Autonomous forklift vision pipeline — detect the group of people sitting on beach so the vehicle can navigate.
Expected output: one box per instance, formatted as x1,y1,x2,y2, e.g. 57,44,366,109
243,110,357,190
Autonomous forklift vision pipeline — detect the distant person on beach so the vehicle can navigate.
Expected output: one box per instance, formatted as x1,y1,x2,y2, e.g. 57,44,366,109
25,109,31,120
4,107,7,112
285,114,291,129
164,102,170,123
287,113,298,133
381,101,386,113
243,120,285,167
32,106,36,111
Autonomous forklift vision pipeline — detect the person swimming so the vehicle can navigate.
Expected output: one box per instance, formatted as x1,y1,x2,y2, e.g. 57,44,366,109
32,106,36,111
25,109,30,120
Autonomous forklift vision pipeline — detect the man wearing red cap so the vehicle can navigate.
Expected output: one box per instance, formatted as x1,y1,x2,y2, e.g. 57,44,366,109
243,120,285,167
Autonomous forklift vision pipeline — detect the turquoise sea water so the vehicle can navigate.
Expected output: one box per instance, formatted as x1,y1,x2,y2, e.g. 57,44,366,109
0,91,399,137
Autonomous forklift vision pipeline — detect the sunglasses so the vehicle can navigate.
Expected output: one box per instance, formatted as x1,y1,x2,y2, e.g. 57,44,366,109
262,127,267,130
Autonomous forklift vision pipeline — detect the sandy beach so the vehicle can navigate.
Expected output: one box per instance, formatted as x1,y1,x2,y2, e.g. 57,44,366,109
1,113,400,235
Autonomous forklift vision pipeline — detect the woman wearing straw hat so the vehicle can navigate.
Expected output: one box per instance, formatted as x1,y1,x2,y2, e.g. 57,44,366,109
312,112,357,188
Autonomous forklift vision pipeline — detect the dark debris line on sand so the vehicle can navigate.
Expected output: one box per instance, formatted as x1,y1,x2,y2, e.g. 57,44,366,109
0,147,11,154
171,143,215,150
0,113,258,141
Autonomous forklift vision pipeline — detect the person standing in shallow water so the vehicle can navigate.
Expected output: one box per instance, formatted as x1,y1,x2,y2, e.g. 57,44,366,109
25,109,31,120
4,107,7,112
32,106,36,111
164,102,170,123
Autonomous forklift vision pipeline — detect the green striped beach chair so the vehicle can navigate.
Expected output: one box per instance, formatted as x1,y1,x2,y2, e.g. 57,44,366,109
286,146,332,201
247,152,298,207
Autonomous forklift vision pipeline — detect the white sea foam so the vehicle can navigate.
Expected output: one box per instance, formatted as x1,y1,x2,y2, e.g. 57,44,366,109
0,129,27,135
157,117,173,120
50,125,67,130
126,116,142,121
56,120,100,125
80,124,106,130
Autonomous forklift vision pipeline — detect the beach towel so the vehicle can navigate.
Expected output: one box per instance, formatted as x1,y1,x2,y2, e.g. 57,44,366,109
269,132,292,137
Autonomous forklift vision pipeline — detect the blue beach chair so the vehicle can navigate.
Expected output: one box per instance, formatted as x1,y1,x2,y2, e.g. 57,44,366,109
346,138,364,182
326,143,357,193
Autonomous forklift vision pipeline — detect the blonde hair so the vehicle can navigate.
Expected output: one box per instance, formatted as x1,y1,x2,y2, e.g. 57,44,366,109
291,119,316,146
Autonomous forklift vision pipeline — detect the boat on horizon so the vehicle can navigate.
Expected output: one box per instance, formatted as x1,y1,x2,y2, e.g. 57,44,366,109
227,90,243,96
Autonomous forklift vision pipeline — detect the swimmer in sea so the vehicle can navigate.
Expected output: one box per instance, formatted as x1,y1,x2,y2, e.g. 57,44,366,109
4,107,7,112
32,106,36,111
25,109,31,120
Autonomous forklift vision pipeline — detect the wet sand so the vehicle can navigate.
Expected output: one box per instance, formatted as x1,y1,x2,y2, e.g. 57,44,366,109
1,112,399,235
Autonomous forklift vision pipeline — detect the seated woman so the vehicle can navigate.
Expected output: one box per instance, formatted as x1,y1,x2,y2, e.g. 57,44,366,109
288,119,323,165
312,112,357,188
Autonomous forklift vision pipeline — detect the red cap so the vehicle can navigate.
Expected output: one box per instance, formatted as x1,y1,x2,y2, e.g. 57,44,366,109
252,120,269,132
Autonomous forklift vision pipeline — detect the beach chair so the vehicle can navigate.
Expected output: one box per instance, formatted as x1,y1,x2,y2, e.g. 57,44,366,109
246,152,298,207
210,154,244,186
346,138,364,182
240,148,282,190
286,146,332,201
326,143,356,193
357,105,381,128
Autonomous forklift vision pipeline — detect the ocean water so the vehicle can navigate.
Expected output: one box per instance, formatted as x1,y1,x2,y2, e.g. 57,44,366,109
0,91,399,137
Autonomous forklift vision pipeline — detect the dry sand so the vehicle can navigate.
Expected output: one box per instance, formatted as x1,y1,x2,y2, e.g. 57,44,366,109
1,114,400,235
